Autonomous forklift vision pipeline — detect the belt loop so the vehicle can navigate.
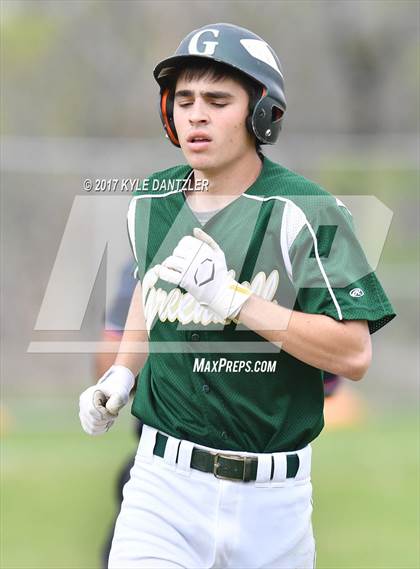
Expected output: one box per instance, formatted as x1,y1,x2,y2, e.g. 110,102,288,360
255,454,272,487
294,444,312,481
137,425,157,463
162,435,180,471
272,453,287,484
176,440,194,477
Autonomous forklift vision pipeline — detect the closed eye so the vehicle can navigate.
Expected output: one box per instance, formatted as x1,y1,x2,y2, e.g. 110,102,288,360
177,101,228,108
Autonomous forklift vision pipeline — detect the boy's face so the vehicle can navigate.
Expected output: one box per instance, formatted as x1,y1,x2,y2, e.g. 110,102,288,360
173,74,255,172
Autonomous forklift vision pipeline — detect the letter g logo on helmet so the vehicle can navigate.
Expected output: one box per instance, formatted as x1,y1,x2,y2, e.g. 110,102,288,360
188,29,220,56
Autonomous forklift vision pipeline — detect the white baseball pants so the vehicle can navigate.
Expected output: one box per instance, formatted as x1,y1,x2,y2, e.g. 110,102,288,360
108,425,316,569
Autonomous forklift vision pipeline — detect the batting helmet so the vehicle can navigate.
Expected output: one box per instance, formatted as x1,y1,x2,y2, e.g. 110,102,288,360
153,23,286,147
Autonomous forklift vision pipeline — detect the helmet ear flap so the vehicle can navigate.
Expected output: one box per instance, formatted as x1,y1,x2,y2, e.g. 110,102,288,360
250,95,284,144
160,88,180,147
246,84,265,141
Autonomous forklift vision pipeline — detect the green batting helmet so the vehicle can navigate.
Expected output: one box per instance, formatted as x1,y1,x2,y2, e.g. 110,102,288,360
153,23,286,147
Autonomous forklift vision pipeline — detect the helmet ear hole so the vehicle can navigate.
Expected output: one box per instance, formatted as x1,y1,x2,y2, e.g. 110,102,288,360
272,106,283,123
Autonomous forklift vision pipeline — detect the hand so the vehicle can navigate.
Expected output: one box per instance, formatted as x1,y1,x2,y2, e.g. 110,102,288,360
79,365,135,436
156,228,252,320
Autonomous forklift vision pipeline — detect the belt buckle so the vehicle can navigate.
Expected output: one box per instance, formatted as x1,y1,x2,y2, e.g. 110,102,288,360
213,453,250,481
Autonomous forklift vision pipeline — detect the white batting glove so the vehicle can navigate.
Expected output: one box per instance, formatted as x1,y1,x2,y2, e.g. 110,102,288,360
156,227,253,320
79,365,135,436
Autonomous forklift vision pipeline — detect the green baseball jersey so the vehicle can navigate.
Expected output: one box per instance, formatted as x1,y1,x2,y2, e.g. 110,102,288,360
127,156,395,453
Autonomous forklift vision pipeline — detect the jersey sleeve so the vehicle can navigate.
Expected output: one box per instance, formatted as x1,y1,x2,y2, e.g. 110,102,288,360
284,197,396,334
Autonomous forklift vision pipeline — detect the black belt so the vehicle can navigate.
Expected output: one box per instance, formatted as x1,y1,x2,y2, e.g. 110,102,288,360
153,432,299,482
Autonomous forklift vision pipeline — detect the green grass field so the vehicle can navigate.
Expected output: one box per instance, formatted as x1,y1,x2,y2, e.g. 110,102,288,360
1,401,419,569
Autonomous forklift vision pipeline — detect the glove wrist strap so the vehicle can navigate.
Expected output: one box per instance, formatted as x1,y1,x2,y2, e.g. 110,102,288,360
211,276,253,320
98,365,135,393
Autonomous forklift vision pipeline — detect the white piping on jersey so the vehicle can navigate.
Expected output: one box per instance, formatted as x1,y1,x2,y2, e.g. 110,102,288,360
335,196,352,215
126,170,194,265
242,193,343,320
127,199,138,263
131,170,194,202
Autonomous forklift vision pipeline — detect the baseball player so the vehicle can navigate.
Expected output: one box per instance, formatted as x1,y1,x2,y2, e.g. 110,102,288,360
79,23,396,568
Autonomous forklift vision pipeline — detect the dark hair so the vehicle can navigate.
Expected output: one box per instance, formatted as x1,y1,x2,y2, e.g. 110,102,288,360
168,59,263,151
